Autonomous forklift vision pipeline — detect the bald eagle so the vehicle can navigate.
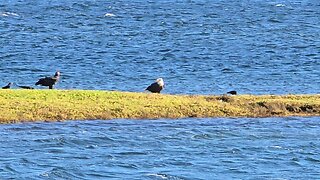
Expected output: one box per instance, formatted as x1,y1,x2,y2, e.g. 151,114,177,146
146,78,164,93
35,71,60,89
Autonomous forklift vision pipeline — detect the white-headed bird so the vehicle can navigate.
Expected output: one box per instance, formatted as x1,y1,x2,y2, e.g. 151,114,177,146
35,71,60,89
146,78,164,93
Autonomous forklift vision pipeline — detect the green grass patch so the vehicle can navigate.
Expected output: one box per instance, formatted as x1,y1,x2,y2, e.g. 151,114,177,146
0,90,319,123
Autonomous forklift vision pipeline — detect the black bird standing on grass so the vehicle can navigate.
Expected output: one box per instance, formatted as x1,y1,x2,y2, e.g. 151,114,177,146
2,82,12,89
146,78,164,93
35,71,60,89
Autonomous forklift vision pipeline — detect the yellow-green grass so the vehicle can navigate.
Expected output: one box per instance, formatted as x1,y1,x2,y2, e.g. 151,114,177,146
0,89,319,123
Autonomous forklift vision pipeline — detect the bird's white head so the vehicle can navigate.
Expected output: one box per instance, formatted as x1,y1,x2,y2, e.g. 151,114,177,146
55,71,61,77
156,78,164,87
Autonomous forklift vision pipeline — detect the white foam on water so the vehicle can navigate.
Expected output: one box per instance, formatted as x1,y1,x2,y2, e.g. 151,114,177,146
146,173,168,179
1,12,19,17
104,13,116,17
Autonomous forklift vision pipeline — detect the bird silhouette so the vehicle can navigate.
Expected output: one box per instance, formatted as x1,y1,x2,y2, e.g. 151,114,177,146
35,71,60,89
2,82,13,89
146,78,164,93
227,90,237,95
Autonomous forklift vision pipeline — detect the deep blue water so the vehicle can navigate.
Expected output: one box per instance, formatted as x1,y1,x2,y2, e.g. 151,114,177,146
0,117,320,179
1,0,319,94
1,1,320,179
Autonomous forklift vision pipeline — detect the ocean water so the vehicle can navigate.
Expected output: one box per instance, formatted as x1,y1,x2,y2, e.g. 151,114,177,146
0,0,319,94
1,117,320,179
1,1,320,179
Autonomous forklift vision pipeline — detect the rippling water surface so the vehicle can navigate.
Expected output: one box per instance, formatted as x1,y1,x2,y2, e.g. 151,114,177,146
1,0,319,94
0,117,320,179
1,1,320,179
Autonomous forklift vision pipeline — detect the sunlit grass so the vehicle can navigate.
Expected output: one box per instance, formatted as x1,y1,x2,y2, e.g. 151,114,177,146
0,90,319,123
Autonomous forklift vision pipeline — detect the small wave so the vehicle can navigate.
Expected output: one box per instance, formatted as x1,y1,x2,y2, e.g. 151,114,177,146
85,144,98,149
146,173,185,180
117,151,148,156
7,127,28,131
118,163,139,169
40,167,83,179
4,164,18,173
192,133,212,140
147,173,169,179
270,145,283,149
275,4,286,7
104,13,116,17
268,18,282,23
305,157,320,163
1,12,19,17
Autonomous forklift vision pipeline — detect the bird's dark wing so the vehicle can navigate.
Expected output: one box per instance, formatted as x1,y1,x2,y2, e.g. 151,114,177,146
146,82,162,93
35,77,56,86
35,78,45,85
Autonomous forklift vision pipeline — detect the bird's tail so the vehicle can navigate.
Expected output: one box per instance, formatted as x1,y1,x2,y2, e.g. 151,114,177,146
17,84,34,89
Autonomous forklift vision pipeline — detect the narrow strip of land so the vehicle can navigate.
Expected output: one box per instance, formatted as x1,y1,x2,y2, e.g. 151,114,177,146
0,90,319,123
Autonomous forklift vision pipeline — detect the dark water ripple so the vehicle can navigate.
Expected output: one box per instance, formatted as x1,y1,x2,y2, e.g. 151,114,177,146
1,0,319,94
0,117,320,179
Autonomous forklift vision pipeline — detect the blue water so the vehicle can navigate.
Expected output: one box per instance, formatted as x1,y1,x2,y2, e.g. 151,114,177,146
1,0,319,94
1,1,320,179
0,117,320,179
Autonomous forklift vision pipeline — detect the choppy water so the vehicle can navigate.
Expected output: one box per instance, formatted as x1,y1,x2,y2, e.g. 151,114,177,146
1,0,319,94
1,1,320,179
0,117,320,179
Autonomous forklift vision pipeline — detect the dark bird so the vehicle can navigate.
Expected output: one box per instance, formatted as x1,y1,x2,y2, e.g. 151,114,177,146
2,82,13,89
227,90,237,95
35,71,60,89
146,78,164,93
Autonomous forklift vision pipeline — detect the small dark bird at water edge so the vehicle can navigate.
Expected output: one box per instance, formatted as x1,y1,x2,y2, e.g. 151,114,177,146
146,78,164,93
227,90,237,95
2,82,13,89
